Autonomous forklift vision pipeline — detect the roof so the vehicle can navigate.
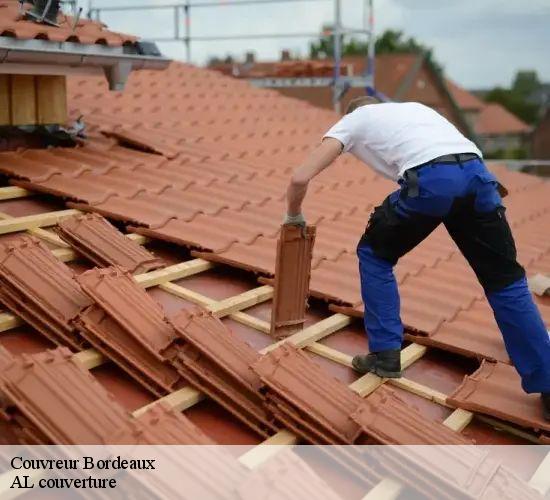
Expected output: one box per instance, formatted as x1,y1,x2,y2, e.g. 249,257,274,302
446,79,485,111
0,47,549,482
0,0,137,46
475,102,532,136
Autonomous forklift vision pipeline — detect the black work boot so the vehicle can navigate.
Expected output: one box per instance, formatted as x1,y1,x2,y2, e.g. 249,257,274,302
543,393,550,422
351,349,402,378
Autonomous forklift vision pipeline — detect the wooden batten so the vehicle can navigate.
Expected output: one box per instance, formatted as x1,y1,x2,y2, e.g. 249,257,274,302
10,75,36,125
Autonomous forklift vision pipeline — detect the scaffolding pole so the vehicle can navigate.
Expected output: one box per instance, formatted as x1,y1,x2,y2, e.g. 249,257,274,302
87,0,376,112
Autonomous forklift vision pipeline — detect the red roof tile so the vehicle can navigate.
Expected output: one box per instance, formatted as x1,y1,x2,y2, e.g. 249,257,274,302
0,347,131,444
0,235,91,349
447,360,550,437
75,266,183,396
57,213,165,273
0,0,137,47
169,308,276,437
270,225,315,338
476,103,531,136
446,80,484,111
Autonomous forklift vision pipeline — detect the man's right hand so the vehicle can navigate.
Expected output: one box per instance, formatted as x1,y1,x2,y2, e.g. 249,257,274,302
283,213,306,228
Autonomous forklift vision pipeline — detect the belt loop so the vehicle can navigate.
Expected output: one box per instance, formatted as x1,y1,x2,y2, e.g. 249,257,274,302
455,154,464,169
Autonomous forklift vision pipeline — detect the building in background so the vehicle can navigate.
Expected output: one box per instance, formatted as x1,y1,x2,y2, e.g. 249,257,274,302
210,52,532,158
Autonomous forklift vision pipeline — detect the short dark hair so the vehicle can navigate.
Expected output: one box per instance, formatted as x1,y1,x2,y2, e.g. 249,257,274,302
345,96,381,114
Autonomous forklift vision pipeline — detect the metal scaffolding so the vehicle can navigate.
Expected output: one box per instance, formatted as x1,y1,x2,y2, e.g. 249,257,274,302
87,0,377,112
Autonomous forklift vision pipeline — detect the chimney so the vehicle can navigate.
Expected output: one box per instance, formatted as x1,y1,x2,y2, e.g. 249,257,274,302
244,52,255,64
281,49,291,61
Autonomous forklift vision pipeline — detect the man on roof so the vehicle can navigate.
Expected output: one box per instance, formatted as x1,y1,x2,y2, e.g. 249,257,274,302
285,97,550,420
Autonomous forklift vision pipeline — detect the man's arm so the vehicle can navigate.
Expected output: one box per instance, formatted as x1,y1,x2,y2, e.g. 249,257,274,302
285,138,343,223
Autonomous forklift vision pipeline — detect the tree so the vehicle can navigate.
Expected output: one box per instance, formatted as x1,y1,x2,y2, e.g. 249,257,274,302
309,28,442,73
485,71,541,125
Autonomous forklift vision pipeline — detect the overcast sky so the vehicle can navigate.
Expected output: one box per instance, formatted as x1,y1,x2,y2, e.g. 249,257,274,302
81,0,550,89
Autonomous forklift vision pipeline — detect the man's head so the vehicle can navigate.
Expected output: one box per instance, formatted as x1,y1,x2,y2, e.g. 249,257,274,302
345,96,381,114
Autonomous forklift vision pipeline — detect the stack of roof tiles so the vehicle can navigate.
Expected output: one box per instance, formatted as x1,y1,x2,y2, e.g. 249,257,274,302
0,235,92,350
253,343,470,446
57,213,165,273
0,345,210,445
169,308,278,437
74,266,184,396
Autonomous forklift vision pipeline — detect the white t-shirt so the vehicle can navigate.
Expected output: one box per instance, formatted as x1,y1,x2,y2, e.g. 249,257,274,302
323,102,482,181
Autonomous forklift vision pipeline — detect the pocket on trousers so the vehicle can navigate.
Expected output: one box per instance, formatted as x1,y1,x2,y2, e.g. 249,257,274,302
475,206,517,259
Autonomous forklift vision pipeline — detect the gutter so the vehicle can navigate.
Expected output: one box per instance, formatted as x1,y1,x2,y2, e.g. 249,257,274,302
0,37,171,90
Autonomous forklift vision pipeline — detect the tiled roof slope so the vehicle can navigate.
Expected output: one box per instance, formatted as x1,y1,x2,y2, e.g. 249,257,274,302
0,0,137,46
0,62,548,366
475,103,531,136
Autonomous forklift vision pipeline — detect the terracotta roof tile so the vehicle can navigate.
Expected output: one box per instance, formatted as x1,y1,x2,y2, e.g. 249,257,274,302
254,344,471,445
0,235,91,349
476,103,531,136
0,0,137,47
270,225,315,338
0,347,131,444
237,451,343,500
447,360,550,436
57,213,164,273
169,308,276,437
74,266,183,396
108,403,216,445
446,80,484,111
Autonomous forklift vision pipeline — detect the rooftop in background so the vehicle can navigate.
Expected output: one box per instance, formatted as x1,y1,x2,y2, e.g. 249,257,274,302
475,103,532,136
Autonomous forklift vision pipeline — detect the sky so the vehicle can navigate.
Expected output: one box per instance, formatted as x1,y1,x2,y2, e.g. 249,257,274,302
81,0,550,89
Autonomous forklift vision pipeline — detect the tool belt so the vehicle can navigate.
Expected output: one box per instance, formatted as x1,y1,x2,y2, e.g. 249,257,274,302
402,153,508,198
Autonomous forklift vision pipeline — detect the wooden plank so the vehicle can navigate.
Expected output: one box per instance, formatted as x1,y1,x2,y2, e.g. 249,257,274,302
443,409,474,432
0,313,23,332
307,342,353,366
36,75,67,125
230,311,270,334
238,430,299,469
135,259,214,288
161,282,273,327
10,75,36,126
389,377,448,406
132,386,204,418
362,478,403,500
72,349,105,370
262,313,352,354
0,209,79,235
126,233,148,245
0,186,32,201
0,75,9,126
349,343,427,397
51,247,78,262
0,212,69,247
528,453,550,495
209,285,273,317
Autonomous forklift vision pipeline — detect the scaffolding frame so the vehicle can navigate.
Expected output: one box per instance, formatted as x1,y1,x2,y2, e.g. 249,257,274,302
86,0,377,112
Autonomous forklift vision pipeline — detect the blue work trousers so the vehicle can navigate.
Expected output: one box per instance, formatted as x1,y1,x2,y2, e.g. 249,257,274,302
357,158,550,393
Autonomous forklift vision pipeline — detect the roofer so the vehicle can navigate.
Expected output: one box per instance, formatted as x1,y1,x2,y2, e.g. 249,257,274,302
285,97,550,420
